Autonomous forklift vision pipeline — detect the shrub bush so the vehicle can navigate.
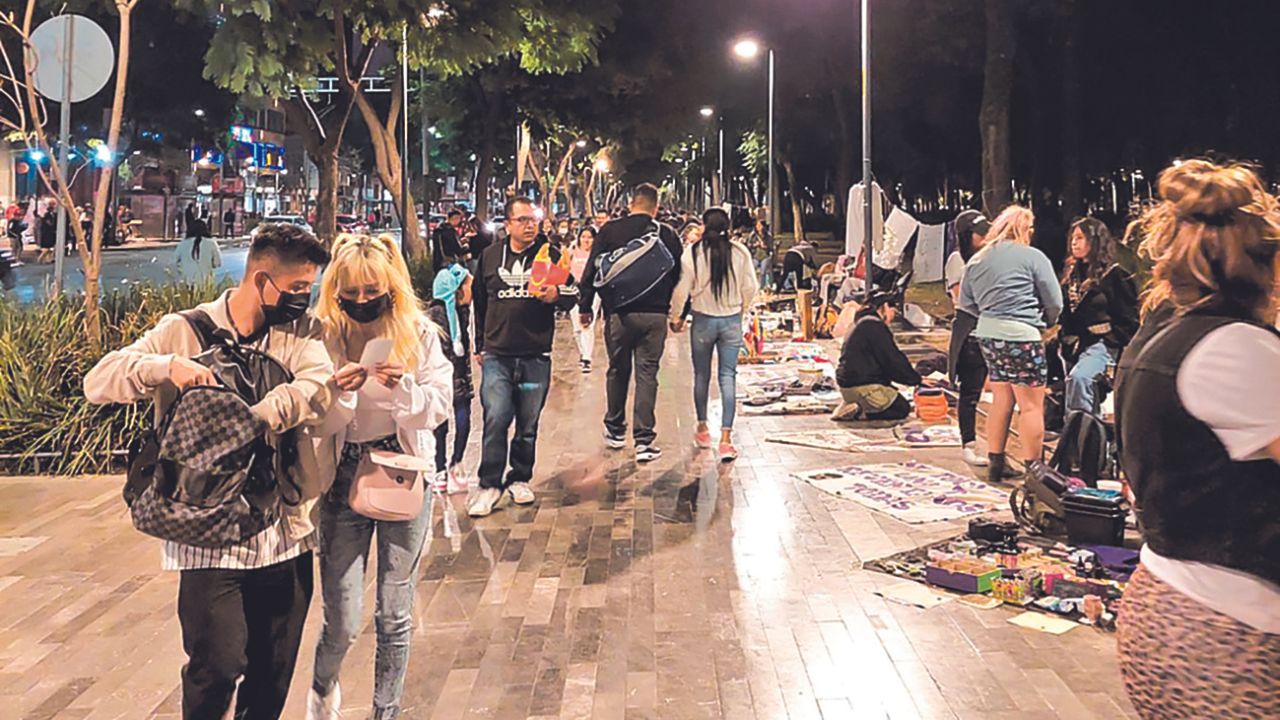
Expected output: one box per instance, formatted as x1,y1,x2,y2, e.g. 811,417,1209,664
0,280,230,476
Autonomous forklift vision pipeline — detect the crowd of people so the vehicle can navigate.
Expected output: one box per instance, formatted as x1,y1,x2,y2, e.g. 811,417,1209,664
78,157,1278,719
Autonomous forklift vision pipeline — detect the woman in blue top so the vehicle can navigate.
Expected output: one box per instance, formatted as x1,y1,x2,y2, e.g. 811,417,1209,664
958,205,1063,482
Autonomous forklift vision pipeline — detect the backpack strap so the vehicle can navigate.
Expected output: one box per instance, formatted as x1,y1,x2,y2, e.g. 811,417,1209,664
179,309,235,351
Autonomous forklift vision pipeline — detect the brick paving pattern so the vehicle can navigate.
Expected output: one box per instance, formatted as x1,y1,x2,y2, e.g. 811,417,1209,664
0,330,1136,719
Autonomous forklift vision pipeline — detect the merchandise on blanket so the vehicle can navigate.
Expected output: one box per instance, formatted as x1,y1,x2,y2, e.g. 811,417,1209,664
893,424,963,447
741,396,839,415
796,461,1009,524
767,429,895,453
924,554,1002,594
913,389,950,423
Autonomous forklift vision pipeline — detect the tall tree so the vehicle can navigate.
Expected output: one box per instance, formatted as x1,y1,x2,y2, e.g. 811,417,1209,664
980,0,1017,216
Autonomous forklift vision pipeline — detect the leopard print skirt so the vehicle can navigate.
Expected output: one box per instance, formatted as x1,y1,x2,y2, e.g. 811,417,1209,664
1117,565,1280,719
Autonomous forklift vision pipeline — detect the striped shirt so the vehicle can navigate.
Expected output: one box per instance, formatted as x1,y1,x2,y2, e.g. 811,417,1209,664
161,522,316,572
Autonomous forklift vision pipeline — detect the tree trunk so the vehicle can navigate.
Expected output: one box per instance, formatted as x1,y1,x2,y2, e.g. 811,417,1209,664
1060,0,1083,219
980,0,1017,216
781,154,806,243
354,78,426,258
831,84,856,220
315,148,341,242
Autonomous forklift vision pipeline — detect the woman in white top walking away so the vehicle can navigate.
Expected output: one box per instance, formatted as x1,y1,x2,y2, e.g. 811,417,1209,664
669,208,759,461
307,234,452,720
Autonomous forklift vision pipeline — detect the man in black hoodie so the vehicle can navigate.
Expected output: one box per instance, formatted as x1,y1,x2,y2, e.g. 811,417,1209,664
578,183,683,463
470,196,580,517
833,291,928,421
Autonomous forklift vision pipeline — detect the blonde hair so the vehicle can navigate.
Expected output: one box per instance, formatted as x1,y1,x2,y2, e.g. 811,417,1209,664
985,205,1035,247
316,233,426,367
1125,159,1280,321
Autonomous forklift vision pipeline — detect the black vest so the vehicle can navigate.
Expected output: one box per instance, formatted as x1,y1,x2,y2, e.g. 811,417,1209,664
1115,311,1280,585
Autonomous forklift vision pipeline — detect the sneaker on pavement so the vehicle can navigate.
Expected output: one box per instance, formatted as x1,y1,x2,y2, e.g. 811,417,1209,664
467,487,503,517
603,429,627,450
693,429,713,449
431,470,448,493
635,444,662,463
447,464,470,495
580,359,592,374
305,683,341,720
508,481,536,505
962,443,989,467
718,443,738,462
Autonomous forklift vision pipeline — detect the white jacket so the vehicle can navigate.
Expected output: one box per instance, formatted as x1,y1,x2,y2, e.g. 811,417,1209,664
315,318,453,492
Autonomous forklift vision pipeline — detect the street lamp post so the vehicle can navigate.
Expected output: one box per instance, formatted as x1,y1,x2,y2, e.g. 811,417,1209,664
733,39,775,233
860,0,874,279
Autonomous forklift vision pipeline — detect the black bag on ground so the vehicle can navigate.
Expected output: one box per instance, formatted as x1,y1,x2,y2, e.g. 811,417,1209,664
123,310,300,548
1050,410,1113,487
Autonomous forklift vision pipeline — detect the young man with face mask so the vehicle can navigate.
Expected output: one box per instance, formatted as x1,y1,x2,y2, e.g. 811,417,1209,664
83,223,336,720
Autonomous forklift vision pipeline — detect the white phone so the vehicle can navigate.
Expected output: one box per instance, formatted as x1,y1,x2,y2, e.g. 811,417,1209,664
359,338,394,371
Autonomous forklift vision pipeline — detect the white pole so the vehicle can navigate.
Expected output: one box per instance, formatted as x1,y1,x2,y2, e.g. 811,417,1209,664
54,16,75,294
718,124,725,207
861,0,874,279
767,48,776,234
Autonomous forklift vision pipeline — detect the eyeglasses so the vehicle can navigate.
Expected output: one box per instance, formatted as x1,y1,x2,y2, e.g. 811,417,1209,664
509,216,537,225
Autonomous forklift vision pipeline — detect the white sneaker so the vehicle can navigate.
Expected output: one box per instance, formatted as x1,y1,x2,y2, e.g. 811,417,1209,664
306,683,341,720
447,464,470,495
635,444,662,463
467,487,503,517
508,481,536,505
603,429,627,449
963,443,989,467
431,470,448,493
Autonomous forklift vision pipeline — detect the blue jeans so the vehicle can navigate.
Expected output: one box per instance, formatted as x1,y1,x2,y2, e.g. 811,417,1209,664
313,437,433,719
1066,341,1117,415
691,312,743,429
478,354,551,490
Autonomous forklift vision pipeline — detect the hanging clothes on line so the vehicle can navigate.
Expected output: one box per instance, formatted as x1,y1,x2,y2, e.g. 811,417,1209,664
913,223,947,283
880,206,919,270
846,182,885,258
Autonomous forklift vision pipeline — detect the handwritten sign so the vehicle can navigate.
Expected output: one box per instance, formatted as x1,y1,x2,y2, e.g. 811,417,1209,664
796,461,1007,524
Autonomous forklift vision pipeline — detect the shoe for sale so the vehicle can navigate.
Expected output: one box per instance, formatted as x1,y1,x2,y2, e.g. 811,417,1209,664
718,443,738,462
603,429,627,450
580,359,592,374
305,683,341,720
431,470,448,493
467,487,503,517
508,481,536,505
693,428,713,449
447,464,471,495
962,443,989,467
635,444,663,463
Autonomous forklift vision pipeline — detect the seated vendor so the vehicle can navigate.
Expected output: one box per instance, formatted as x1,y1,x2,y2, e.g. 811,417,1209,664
833,290,926,421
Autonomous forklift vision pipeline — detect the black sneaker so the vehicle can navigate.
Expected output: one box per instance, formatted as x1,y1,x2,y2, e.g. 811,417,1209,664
580,359,592,374
636,444,662,463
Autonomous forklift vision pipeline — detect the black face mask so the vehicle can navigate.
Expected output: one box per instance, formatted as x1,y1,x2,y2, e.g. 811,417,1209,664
261,275,312,327
338,294,392,324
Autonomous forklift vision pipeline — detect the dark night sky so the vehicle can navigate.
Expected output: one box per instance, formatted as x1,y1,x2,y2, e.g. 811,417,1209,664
610,0,1280,204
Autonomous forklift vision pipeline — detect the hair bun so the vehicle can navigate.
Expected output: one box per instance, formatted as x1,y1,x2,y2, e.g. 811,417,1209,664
1159,159,1260,220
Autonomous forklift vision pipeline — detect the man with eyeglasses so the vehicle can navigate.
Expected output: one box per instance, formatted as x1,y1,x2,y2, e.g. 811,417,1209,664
470,197,580,517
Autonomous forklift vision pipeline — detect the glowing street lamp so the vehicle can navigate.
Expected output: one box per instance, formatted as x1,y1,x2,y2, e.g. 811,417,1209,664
699,106,714,118
193,108,205,118
732,36,775,231
576,139,587,148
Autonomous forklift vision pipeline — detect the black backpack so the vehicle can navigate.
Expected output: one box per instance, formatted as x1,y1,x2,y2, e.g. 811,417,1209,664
123,310,301,548
1049,410,1113,487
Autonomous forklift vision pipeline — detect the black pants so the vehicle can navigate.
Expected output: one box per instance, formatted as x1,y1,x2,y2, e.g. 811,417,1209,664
865,395,912,422
604,313,668,446
434,402,472,471
955,336,988,445
178,552,314,720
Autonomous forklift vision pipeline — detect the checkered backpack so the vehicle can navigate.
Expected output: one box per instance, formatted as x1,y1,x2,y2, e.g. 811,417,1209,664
123,310,300,548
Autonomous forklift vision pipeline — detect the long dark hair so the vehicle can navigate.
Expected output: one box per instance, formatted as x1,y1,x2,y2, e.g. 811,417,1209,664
1062,216,1116,287
697,208,734,301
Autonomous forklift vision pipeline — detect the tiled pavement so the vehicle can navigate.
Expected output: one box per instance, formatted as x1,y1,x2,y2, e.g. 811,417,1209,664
0,330,1137,719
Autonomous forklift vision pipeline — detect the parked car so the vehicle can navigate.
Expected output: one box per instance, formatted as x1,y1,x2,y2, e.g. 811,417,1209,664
335,214,368,234
262,214,314,234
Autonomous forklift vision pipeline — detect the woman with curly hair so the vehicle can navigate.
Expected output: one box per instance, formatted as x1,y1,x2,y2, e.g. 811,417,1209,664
1114,159,1280,719
1058,217,1139,414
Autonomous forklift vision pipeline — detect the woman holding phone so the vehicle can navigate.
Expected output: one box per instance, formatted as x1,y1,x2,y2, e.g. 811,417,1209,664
307,234,452,720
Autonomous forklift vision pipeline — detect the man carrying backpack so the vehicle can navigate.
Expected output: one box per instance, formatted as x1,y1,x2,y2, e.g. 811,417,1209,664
84,224,335,720
578,183,683,462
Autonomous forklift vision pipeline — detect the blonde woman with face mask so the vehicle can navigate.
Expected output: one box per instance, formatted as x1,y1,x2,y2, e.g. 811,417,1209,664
307,234,452,720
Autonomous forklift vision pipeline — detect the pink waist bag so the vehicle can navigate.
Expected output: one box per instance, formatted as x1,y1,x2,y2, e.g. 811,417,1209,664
349,450,431,521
